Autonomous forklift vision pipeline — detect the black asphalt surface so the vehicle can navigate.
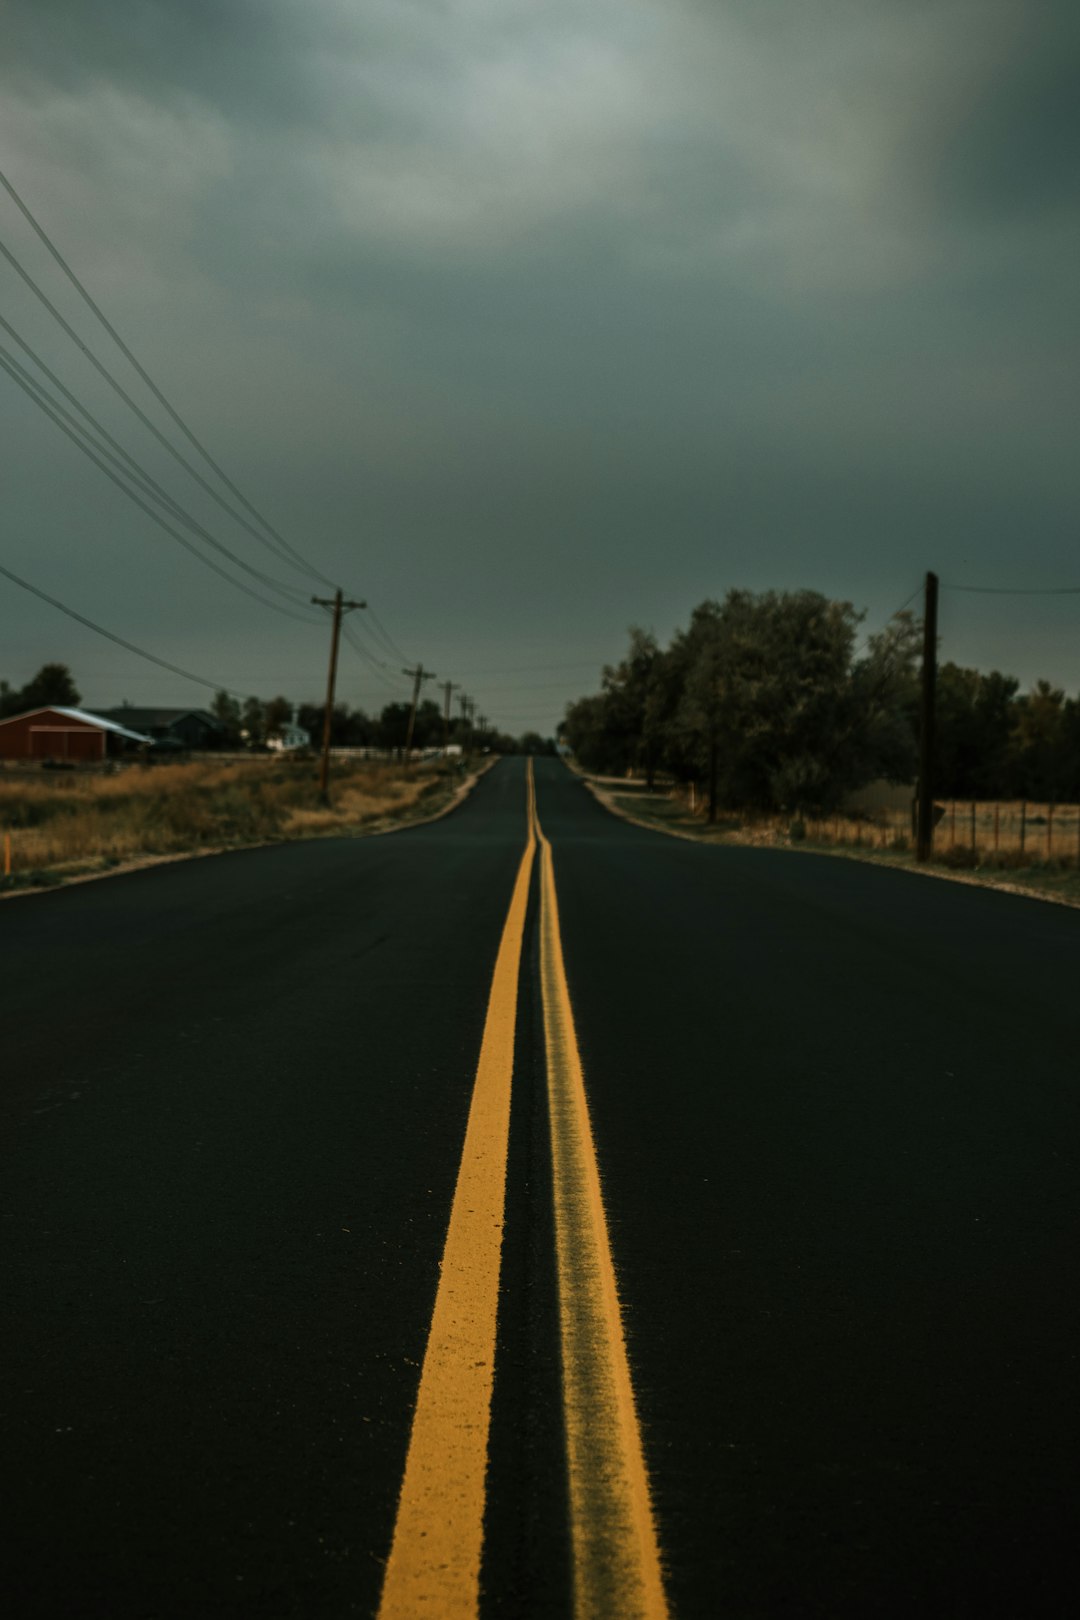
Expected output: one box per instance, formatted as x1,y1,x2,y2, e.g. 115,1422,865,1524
3,757,1079,1617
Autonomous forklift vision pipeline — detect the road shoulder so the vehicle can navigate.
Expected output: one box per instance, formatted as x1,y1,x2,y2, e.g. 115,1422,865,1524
573,765,1080,913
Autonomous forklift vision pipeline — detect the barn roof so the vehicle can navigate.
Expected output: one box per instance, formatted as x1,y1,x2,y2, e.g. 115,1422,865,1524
0,706,152,744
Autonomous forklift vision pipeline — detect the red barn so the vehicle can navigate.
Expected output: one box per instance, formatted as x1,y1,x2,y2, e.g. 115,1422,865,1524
0,706,151,764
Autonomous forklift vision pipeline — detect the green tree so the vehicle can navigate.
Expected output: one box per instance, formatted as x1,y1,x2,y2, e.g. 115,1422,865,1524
1008,681,1066,800
7,663,81,714
518,731,555,756
678,591,865,817
240,696,265,744
211,690,243,746
561,692,622,774
263,696,293,740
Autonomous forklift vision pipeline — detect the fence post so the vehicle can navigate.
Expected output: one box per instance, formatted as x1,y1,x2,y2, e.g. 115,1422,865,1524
970,801,976,852
1047,802,1054,857
1019,800,1027,853
3,832,10,878
993,804,1000,851
950,800,956,846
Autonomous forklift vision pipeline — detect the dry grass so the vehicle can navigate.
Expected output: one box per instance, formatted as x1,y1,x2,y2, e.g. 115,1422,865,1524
593,779,1080,908
0,757,458,889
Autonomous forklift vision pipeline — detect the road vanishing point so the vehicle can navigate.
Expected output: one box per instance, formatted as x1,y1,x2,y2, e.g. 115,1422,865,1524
3,758,1078,1617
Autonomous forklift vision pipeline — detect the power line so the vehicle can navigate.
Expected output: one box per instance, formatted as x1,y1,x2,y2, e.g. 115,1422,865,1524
0,347,321,626
364,605,412,663
944,582,1080,596
0,338,319,617
341,623,411,691
0,166,337,591
0,560,247,698
0,316,312,601
850,584,923,664
448,661,604,675
341,611,406,671
0,228,330,586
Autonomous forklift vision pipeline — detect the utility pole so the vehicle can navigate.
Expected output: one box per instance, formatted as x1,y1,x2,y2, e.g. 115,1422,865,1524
311,588,365,804
916,570,939,862
458,692,475,754
441,680,460,752
402,664,436,761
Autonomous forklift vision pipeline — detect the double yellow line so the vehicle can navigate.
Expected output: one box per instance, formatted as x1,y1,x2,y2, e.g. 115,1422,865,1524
378,763,668,1619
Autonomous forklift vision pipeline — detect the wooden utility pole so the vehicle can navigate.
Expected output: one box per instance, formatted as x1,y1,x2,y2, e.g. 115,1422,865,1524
458,691,472,753
402,664,436,760
312,588,365,804
915,570,939,862
441,680,460,751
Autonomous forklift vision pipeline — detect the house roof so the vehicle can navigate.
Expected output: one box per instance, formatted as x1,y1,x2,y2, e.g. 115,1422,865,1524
94,706,221,732
0,706,152,743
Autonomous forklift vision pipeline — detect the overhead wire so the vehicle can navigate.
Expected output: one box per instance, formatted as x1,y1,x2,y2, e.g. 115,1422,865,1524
0,560,248,699
849,583,923,665
1,173,431,677
943,582,1080,595
341,623,411,692
0,347,321,625
0,167,338,591
342,613,406,672
0,336,320,616
0,229,334,587
363,605,412,664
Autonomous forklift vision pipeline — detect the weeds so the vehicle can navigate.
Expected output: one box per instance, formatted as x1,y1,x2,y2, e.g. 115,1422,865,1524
0,758,459,889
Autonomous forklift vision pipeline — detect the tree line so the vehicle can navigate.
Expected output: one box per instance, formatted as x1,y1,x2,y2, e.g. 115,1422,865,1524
559,590,1080,816
209,690,500,753
0,663,553,756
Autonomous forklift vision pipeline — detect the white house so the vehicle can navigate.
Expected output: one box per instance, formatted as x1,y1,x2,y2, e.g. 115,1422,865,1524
267,720,311,752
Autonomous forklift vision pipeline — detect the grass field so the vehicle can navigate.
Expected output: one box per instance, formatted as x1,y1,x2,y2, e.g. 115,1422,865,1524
0,756,465,892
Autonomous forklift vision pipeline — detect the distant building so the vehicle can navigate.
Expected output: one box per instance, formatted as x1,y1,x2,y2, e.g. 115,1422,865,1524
0,706,151,764
95,707,223,750
266,721,311,752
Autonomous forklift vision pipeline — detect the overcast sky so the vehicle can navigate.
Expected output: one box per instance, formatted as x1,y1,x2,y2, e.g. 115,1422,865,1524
3,0,1078,732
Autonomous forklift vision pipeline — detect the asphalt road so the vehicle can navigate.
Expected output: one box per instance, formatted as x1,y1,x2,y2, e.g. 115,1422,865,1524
2,757,1078,1617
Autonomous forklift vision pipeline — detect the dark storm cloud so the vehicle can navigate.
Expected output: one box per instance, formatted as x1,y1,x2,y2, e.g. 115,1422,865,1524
2,1,1080,724
924,6,1080,219
4,1,328,126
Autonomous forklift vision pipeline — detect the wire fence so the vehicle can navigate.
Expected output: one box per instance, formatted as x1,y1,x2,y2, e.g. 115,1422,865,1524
733,799,1080,866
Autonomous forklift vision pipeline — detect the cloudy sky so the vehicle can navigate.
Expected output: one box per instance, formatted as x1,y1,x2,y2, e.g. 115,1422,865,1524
2,0,1078,732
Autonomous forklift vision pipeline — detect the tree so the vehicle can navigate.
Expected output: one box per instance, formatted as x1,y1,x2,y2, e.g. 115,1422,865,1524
677,591,865,817
5,663,81,714
560,692,621,774
1008,681,1066,801
377,702,412,755
518,732,556,756
599,628,665,785
241,696,265,744
839,611,921,792
211,690,243,747
263,696,293,740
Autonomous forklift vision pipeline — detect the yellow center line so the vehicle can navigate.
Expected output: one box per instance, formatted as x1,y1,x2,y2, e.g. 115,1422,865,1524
377,763,537,1619
535,802,670,1620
